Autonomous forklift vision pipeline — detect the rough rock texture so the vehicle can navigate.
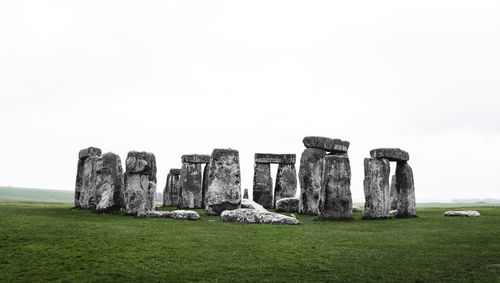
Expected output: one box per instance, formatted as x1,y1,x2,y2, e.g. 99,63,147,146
243,188,249,199
95,152,125,213
444,210,480,217
390,174,398,210
181,154,211,164
303,136,349,153
170,171,181,207
123,151,157,215
319,155,352,220
370,148,409,162
220,209,299,225
274,163,297,207
363,158,391,219
254,153,296,164
163,173,172,206
253,163,273,208
240,198,268,213
202,163,209,208
75,147,102,208
352,206,362,213
170,168,181,175
298,148,327,215
79,155,101,209
275,197,299,213
205,149,241,215
137,211,171,218
179,162,203,209
171,210,200,220
396,162,416,218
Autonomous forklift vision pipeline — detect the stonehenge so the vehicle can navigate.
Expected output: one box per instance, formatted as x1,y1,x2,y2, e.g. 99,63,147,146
298,148,326,215
75,147,102,209
163,168,181,207
179,154,210,209
319,155,353,220
123,151,157,215
444,211,480,217
205,149,242,215
363,148,416,219
275,197,299,213
220,209,300,225
243,188,249,199
252,153,297,209
95,152,125,212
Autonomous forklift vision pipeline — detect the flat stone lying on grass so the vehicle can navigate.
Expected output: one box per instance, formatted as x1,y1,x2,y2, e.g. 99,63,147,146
352,206,362,213
275,197,299,213
220,209,299,225
369,148,409,162
444,210,480,217
303,136,349,153
240,198,268,213
136,210,200,220
137,211,172,218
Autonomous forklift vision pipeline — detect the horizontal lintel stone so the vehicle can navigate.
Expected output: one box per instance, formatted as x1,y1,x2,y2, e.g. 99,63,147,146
181,154,211,164
254,153,296,164
370,148,409,162
302,136,349,153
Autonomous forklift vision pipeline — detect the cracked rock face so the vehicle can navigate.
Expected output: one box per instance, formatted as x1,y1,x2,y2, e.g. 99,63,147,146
253,163,273,208
444,210,480,217
319,155,352,220
79,154,101,209
124,151,157,215
274,164,297,208
220,209,299,225
163,173,172,207
396,161,416,218
363,158,391,219
95,152,125,213
75,147,102,208
205,149,241,215
370,148,409,162
299,148,326,215
275,197,299,213
170,172,181,207
303,136,349,153
170,210,200,220
240,198,268,213
390,174,398,210
179,163,203,209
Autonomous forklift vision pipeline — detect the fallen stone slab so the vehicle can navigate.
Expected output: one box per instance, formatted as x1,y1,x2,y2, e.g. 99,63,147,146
220,209,299,225
352,206,362,213
303,136,350,153
170,210,200,220
444,211,480,217
275,197,299,213
241,198,268,213
181,154,211,164
137,211,172,218
370,148,409,162
254,153,296,164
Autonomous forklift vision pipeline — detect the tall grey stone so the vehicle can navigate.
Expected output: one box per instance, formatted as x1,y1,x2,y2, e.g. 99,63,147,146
396,161,416,218
179,162,203,209
243,188,249,199
202,163,209,208
123,151,157,215
274,163,297,207
298,148,326,215
95,152,125,212
363,158,391,219
205,149,242,215
75,147,101,208
390,174,398,210
318,155,352,220
170,172,181,206
253,163,273,208
162,173,172,206
79,155,101,209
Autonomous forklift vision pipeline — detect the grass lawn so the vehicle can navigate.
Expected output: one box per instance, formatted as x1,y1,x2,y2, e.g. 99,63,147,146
0,203,498,282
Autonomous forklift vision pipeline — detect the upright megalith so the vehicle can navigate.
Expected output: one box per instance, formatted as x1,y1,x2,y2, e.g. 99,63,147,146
274,163,297,207
298,148,326,215
162,173,172,207
205,149,241,215
95,152,125,212
253,163,273,208
396,161,416,218
390,175,398,210
179,154,210,209
76,147,102,209
169,169,181,207
363,158,391,219
318,155,352,220
202,163,209,208
243,188,249,199
123,151,157,215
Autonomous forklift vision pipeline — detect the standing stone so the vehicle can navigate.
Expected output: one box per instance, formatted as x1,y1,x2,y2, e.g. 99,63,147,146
202,163,210,208
75,147,102,208
162,173,172,206
179,162,203,209
95,152,125,212
243,188,249,199
79,156,101,209
396,162,416,218
274,163,297,207
205,149,241,215
253,163,273,208
390,174,398,210
318,155,352,220
123,151,157,215
169,169,181,207
298,148,326,215
363,158,391,219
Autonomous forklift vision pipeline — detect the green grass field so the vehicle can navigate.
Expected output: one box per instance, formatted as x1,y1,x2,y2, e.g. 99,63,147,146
0,201,499,282
0,186,73,203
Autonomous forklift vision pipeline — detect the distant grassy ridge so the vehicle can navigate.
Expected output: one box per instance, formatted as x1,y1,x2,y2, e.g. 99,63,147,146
0,186,73,203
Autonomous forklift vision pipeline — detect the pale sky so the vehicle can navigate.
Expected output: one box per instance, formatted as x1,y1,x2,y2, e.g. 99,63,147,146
1,1,499,202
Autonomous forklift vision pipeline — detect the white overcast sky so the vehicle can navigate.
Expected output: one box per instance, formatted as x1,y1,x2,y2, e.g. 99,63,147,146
1,1,499,202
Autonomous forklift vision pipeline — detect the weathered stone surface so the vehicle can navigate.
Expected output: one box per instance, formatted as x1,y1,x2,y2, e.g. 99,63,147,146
274,164,297,207
220,209,299,225
243,188,249,199
363,158,391,219
137,211,172,218
202,163,209,208
240,198,268,213
299,148,327,215
319,155,352,220
370,148,409,162
170,173,181,206
444,210,480,217
170,210,200,220
124,151,157,215
275,197,299,213
170,168,181,175
79,155,100,209
254,153,296,164
179,163,203,209
390,174,398,210
352,206,362,213
181,154,211,164
95,152,125,212
396,162,416,218
163,173,172,206
205,149,241,215
303,136,349,153
253,163,273,208
75,147,102,208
